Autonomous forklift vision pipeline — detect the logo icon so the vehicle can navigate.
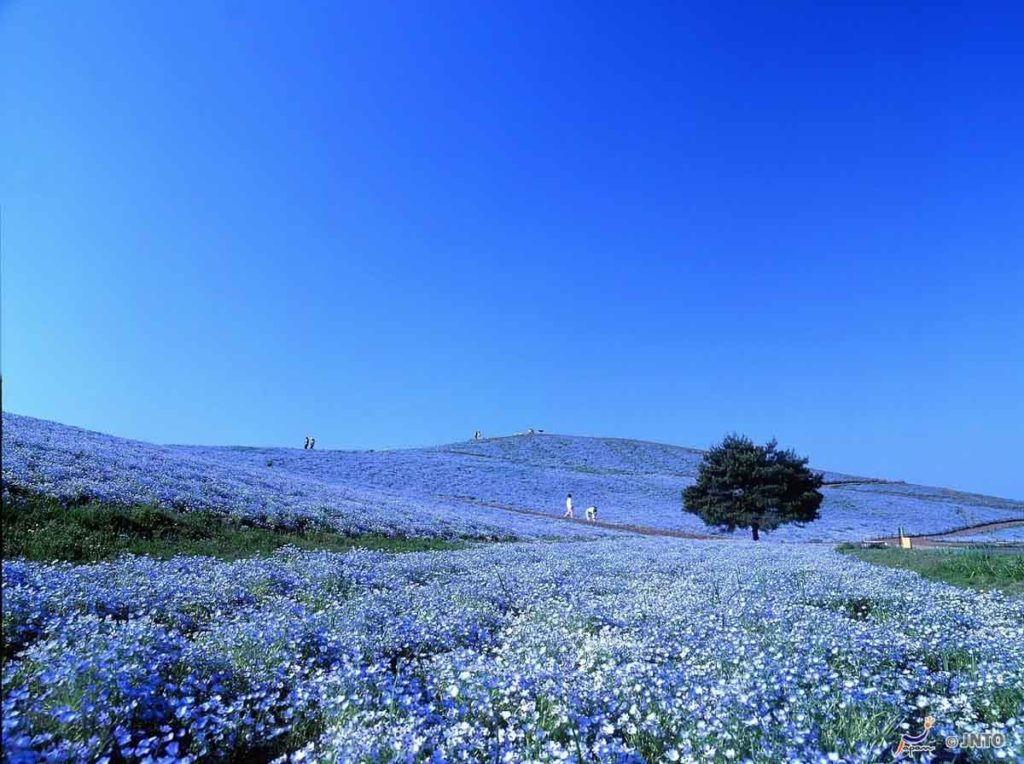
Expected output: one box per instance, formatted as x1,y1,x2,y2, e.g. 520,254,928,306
894,716,936,759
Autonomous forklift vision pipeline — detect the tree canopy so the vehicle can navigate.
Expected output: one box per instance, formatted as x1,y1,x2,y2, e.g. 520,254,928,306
683,435,824,540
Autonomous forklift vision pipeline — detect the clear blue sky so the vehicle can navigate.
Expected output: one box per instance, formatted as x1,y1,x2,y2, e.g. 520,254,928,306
2,2,1022,498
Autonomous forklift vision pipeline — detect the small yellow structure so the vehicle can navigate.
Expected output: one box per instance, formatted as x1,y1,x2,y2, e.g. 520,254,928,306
898,526,912,549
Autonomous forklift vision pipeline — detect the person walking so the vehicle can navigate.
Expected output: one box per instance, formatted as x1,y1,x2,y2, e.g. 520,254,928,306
564,493,574,518
309,437,316,450
304,436,311,450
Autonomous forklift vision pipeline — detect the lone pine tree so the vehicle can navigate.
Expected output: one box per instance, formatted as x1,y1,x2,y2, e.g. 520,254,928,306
683,435,824,540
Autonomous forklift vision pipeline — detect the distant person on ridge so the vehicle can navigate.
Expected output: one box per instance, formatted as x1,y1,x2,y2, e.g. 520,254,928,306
564,493,574,518
585,505,598,522
309,437,316,450
304,436,311,449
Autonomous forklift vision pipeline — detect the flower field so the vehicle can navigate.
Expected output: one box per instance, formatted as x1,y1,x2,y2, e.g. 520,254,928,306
937,526,1024,544
0,414,607,541
3,413,1024,762
4,539,1023,762
5,413,1023,542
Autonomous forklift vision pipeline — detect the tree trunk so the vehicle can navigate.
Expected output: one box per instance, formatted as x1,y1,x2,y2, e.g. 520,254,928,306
751,524,760,541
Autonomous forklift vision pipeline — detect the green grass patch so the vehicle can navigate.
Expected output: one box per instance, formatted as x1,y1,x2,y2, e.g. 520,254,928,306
839,545,1024,595
921,646,978,674
815,698,904,758
1,490,468,563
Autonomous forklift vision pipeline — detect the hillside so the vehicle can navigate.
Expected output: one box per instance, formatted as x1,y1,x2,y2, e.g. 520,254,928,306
0,414,606,541
4,413,1023,542
4,413,1024,763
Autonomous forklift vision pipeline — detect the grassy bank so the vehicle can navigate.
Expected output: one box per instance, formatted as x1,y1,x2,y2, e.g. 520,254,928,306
2,490,468,563
840,544,1024,596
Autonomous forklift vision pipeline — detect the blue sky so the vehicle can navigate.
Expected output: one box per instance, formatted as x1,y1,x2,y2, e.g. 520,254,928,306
2,1,1022,498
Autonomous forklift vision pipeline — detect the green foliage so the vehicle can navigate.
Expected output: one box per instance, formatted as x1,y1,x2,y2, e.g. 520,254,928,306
814,698,903,757
839,545,1024,595
682,435,823,540
1,490,468,563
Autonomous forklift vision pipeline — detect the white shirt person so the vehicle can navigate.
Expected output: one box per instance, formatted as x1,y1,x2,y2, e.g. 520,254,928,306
564,493,574,518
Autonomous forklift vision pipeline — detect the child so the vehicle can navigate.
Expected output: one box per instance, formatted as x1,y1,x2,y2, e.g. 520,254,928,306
564,493,574,518
585,505,598,522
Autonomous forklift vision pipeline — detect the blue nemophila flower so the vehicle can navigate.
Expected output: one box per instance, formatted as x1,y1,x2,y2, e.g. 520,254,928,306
4,412,1024,761
6,412,1021,542
6,539,1019,762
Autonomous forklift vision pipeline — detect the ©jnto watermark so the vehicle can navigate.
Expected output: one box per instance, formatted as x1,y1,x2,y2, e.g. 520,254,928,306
893,716,1007,759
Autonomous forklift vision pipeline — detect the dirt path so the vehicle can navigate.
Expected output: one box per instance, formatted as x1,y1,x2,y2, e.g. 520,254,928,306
446,495,1024,547
869,518,1024,548
441,496,722,540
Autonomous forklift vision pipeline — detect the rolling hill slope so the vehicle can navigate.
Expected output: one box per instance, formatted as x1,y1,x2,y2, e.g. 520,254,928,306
4,412,1022,542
